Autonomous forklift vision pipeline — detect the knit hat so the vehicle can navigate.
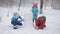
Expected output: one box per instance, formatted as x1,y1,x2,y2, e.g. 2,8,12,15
32,2,38,8
13,12,19,18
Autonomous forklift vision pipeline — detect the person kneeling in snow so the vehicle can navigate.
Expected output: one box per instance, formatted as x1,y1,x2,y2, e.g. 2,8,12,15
11,12,24,29
36,16,46,30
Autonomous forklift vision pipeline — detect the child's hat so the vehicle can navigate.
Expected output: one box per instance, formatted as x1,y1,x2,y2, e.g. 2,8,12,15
13,12,19,18
32,2,38,8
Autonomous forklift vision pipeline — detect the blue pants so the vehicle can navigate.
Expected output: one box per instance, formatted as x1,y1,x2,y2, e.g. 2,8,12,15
11,21,22,26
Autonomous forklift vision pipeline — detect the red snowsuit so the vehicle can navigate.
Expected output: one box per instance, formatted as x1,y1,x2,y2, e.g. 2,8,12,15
36,16,46,29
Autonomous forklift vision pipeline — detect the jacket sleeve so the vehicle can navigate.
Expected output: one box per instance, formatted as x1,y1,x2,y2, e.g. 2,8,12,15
32,8,33,13
18,16,23,22
36,17,41,27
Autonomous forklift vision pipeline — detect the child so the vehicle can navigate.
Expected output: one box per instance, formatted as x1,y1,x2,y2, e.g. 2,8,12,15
11,12,24,29
32,2,38,23
36,16,46,30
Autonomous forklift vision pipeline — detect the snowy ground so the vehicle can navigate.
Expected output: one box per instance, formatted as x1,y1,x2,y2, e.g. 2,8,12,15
0,6,60,34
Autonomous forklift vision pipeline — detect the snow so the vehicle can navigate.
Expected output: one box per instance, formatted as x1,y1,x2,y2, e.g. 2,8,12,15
0,6,60,34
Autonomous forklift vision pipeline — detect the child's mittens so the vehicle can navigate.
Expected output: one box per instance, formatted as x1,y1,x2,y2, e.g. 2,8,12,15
35,26,39,30
18,18,22,22
21,16,24,22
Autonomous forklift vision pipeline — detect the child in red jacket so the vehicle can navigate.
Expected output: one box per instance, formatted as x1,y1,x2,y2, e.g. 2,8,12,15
36,16,46,29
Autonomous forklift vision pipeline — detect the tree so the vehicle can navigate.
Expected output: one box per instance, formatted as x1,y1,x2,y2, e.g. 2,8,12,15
18,0,21,11
40,0,43,14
